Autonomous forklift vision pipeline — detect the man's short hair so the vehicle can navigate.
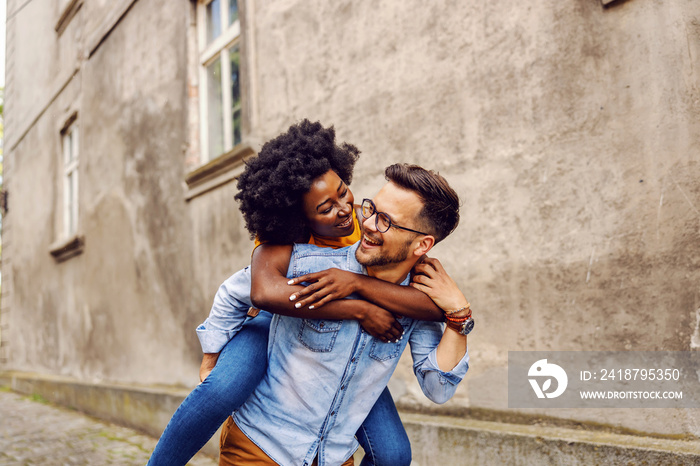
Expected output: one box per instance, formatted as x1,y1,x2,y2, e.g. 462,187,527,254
384,163,460,243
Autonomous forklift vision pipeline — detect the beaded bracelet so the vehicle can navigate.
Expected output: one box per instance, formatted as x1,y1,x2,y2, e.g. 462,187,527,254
445,306,472,319
445,305,470,316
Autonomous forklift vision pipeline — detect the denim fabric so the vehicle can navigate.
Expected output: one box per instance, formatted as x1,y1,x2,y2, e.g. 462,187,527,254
234,243,469,466
196,266,255,353
147,311,272,466
148,258,412,466
356,387,411,466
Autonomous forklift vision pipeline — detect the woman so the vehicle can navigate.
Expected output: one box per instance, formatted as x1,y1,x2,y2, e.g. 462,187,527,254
147,120,444,466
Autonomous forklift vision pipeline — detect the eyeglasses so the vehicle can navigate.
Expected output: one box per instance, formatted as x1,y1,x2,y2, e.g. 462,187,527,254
361,199,430,236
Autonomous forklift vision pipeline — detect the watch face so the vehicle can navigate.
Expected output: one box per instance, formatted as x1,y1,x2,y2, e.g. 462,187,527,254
461,318,475,335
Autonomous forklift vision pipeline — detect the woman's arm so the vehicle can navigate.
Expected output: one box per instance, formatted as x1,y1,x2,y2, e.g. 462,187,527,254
250,244,404,342
287,268,444,321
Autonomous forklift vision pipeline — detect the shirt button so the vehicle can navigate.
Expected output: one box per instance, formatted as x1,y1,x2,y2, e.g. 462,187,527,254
351,358,356,363
320,322,325,328
341,385,346,390
331,411,336,416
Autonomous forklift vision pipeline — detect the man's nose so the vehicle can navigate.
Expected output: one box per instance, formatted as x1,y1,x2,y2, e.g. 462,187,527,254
362,215,377,232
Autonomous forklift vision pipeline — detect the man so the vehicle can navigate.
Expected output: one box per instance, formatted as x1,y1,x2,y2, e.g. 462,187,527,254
220,164,472,466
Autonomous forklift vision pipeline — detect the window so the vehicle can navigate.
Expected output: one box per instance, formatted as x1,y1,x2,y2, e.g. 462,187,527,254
198,0,242,162
62,123,79,237
50,117,83,262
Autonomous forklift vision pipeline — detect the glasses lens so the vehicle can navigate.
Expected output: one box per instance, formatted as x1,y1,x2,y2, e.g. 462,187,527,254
377,212,391,233
361,200,373,219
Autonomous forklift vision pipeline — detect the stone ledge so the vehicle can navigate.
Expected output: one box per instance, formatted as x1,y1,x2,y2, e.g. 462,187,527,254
403,412,700,466
2,371,699,465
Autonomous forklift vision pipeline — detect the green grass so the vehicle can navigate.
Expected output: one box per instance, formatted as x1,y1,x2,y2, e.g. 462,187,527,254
27,393,49,404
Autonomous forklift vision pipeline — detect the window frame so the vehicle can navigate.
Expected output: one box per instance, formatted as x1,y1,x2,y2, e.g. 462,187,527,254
197,0,242,163
62,123,79,238
49,114,84,262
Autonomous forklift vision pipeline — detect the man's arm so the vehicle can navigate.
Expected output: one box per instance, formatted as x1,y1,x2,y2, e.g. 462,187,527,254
250,244,403,341
408,320,469,404
196,267,255,355
407,257,471,403
410,257,471,369
196,267,257,381
199,353,219,382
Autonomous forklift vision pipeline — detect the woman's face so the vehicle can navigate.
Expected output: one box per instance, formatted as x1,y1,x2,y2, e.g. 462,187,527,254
302,169,356,238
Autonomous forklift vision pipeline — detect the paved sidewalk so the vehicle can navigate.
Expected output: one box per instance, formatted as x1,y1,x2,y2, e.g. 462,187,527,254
0,389,217,465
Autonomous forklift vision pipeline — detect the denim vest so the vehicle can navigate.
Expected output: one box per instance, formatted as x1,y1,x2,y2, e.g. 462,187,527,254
234,242,469,466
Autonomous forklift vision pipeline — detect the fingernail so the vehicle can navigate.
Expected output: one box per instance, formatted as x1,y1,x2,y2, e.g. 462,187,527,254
402,330,406,335
289,294,296,301
309,305,315,310
295,303,301,308
287,279,294,285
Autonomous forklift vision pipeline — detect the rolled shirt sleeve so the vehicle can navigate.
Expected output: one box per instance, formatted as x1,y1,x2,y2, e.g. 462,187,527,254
196,267,255,354
409,321,470,404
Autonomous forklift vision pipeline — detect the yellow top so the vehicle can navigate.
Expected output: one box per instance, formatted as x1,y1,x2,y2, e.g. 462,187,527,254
254,208,362,250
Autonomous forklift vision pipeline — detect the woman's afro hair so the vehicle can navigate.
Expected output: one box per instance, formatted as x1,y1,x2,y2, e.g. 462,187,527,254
235,119,360,244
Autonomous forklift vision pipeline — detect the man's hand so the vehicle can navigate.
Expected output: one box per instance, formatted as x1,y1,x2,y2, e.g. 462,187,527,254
358,303,404,342
410,257,470,312
199,353,220,383
287,268,359,309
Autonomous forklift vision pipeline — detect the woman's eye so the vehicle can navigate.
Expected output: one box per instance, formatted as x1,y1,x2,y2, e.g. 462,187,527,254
341,189,348,198
321,208,332,215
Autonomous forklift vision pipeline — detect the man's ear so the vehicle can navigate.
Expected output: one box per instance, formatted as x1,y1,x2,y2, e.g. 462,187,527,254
412,235,435,257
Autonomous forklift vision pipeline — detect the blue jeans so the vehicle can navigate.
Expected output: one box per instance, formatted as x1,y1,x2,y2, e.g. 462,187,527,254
147,312,411,466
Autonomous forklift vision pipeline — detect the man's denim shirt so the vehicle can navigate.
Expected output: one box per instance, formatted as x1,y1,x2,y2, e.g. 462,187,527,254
198,243,469,466
196,265,257,354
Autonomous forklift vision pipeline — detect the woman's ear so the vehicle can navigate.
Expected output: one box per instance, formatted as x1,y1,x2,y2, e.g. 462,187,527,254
412,235,435,258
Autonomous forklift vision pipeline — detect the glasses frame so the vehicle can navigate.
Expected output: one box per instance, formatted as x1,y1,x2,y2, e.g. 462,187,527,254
361,199,430,236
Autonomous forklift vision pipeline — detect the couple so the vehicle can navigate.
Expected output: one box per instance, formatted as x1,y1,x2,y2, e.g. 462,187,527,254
148,120,473,466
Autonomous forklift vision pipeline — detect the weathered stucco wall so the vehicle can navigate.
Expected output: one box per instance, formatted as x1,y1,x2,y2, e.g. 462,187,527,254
246,0,700,436
2,0,699,442
3,0,207,386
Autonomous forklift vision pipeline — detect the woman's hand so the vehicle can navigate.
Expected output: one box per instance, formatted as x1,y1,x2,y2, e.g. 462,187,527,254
287,268,359,309
357,302,405,342
410,257,469,313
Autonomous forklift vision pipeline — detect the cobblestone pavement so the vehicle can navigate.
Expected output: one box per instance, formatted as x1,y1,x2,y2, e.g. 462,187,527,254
0,389,217,465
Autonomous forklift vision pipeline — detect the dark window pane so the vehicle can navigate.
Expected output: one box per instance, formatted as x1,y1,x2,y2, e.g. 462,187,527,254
206,0,221,44
233,109,242,147
230,45,241,146
229,0,239,25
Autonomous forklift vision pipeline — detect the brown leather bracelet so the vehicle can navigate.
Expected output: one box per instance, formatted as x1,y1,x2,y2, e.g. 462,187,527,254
445,308,472,322
445,320,465,332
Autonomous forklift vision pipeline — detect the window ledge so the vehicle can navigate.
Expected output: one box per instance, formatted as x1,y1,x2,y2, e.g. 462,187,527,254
185,143,256,201
49,234,85,262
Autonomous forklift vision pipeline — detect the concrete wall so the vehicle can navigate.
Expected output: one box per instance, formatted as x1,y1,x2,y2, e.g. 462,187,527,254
243,0,700,437
2,0,206,386
2,0,699,448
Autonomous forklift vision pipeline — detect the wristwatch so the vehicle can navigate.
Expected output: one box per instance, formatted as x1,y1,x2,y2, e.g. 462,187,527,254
446,317,475,335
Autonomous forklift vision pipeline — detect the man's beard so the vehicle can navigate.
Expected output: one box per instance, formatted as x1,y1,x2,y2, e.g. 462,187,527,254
356,238,412,267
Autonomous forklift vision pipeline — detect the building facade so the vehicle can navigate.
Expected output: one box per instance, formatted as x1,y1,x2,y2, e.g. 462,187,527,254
1,0,699,460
